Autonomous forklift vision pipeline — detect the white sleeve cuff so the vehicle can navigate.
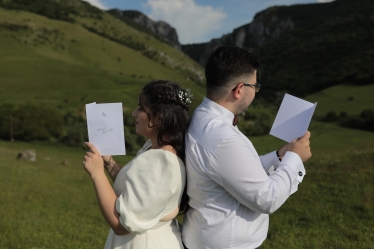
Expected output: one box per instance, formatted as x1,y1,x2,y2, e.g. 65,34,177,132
260,150,281,173
279,151,306,182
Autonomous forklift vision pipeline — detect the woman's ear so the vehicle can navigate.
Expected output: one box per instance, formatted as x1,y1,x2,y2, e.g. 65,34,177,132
152,115,162,126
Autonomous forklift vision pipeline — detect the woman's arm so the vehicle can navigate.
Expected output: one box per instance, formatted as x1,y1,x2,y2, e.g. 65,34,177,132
83,142,129,236
91,171,129,236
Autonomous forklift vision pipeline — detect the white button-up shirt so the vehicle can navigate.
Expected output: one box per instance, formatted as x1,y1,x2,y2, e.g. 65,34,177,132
182,97,306,249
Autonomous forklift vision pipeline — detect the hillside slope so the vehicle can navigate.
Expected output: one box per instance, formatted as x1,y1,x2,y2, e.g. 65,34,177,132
0,0,205,112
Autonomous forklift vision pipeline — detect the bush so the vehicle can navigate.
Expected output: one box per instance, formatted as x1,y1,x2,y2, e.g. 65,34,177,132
59,111,87,147
123,113,146,153
360,109,374,119
238,108,274,136
0,103,153,151
0,103,64,141
339,117,365,130
336,109,374,132
323,111,339,122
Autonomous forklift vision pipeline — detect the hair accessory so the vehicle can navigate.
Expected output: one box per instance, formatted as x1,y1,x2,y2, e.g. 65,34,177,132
178,89,193,106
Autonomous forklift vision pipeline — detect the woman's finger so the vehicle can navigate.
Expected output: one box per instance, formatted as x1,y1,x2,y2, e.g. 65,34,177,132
86,151,94,157
85,142,100,155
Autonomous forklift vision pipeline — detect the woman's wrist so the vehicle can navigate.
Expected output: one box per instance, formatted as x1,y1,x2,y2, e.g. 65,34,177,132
103,156,115,169
90,167,106,181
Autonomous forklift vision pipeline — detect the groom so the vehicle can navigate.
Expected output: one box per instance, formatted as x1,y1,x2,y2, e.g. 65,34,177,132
182,45,312,249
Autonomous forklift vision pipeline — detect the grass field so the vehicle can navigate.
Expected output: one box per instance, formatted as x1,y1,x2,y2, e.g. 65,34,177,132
253,122,374,249
305,84,374,116
1,4,373,249
1,121,373,249
0,140,132,249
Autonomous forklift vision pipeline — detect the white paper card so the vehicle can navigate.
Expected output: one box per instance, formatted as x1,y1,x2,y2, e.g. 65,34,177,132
86,103,126,155
270,94,317,143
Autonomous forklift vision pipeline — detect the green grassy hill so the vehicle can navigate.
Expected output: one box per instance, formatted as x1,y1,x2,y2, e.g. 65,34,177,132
0,5,205,112
305,84,374,116
0,1,205,151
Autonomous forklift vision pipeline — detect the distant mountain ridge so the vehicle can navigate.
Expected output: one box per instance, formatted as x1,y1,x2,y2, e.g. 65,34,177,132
182,0,372,66
181,5,296,66
182,0,374,99
1,0,373,104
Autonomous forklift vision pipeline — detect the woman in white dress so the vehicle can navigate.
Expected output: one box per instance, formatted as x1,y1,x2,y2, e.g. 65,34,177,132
82,80,192,249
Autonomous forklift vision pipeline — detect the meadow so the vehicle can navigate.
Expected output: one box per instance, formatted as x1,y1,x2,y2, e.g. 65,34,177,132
1,118,373,249
0,3,373,249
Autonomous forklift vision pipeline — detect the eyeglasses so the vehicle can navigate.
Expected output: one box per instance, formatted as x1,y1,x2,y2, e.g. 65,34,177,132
232,82,261,92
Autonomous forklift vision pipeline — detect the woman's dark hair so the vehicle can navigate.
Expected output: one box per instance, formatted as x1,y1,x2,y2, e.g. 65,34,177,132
138,80,191,214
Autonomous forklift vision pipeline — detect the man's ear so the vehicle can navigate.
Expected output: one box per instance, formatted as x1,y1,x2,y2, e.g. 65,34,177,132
232,83,243,100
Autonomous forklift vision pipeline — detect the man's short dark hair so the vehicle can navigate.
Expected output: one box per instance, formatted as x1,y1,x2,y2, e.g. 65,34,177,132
205,46,261,96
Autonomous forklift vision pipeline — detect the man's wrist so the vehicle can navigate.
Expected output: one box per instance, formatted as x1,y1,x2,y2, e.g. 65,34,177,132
276,150,282,162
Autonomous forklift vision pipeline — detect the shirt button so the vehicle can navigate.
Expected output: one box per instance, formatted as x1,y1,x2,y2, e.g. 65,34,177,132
298,171,303,176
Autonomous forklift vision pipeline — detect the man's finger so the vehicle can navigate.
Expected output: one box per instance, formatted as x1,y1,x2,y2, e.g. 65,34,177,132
85,142,100,154
299,131,311,141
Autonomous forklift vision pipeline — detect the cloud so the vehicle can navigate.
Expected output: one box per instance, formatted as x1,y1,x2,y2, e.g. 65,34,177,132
317,0,335,3
81,0,108,10
145,0,226,44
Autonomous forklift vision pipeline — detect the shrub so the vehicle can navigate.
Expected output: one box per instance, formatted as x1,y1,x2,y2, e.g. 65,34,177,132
59,111,87,147
360,109,374,119
324,111,339,122
238,108,274,136
0,103,149,151
0,103,63,141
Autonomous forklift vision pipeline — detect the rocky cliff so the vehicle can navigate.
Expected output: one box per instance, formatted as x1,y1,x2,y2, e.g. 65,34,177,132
181,1,334,66
108,9,181,49
182,0,374,98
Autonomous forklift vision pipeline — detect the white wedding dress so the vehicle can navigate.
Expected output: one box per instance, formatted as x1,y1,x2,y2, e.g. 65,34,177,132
104,140,186,249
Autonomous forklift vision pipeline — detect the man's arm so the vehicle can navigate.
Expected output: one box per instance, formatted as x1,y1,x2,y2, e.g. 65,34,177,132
260,131,312,173
206,132,311,214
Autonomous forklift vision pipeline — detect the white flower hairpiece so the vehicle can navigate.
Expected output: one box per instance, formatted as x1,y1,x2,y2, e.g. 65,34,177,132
178,88,193,106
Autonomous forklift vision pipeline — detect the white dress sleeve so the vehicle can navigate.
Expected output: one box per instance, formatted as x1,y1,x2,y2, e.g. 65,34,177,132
115,150,181,233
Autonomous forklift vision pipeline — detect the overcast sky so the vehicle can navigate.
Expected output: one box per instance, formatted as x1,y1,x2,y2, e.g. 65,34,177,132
83,0,334,44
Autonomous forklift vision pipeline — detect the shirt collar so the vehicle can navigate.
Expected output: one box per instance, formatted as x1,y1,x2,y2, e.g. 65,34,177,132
201,97,235,126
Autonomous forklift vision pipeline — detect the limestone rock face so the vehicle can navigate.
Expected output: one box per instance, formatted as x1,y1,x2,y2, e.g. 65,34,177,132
17,149,36,162
154,21,179,48
108,9,181,49
182,6,296,66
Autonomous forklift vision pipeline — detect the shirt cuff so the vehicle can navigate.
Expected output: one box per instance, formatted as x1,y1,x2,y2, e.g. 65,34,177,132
272,150,281,169
279,151,306,182
259,150,281,172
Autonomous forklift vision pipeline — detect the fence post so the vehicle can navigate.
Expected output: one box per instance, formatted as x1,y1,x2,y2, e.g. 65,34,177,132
10,115,14,143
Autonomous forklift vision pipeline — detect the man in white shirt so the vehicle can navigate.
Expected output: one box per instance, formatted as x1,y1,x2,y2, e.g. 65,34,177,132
182,46,312,249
